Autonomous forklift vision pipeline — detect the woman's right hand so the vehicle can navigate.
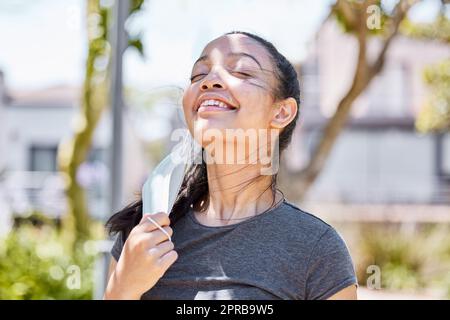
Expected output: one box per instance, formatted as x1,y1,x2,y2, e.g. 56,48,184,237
104,212,178,299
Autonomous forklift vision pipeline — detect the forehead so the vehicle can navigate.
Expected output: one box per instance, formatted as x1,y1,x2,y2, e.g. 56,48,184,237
198,34,273,70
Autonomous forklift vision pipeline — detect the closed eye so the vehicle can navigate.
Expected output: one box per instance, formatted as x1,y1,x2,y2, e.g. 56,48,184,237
232,71,252,78
190,70,253,82
190,74,207,82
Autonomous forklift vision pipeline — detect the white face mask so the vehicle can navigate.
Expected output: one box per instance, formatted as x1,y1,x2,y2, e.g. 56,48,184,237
141,132,201,217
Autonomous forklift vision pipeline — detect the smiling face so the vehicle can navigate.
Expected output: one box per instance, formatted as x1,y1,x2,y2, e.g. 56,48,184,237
182,34,280,154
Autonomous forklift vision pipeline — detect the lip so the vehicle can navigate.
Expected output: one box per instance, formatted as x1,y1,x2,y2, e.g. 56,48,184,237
197,105,238,114
195,94,238,112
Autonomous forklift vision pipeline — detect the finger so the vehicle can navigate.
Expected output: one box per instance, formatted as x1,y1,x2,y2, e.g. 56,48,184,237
136,212,171,233
132,228,173,251
139,212,169,226
157,250,178,271
134,227,173,247
148,240,175,258
146,216,172,242
149,226,173,244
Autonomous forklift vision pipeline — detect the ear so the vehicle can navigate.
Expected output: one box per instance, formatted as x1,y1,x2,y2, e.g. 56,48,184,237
270,97,298,129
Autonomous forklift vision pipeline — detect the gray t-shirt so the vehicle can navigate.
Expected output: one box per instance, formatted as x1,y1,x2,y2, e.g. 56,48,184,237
111,199,357,300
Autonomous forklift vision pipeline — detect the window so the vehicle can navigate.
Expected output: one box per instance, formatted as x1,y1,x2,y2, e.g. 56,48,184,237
29,145,57,172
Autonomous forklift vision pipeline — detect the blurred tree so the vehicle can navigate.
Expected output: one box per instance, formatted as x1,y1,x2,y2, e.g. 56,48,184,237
284,0,420,200
401,9,450,43
415,59,450,133
57,0,145,249
402,9,450,133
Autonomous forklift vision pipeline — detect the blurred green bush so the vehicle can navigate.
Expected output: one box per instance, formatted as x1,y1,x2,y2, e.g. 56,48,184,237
351,223,450,298
0,216,100,299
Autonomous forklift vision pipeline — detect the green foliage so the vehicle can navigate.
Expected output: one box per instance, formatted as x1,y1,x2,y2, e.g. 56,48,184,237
416,59,450,133
130,0,145,15
128,37,144,57
127,0,146,57
0,224,97,300
401,14,450,43
353,223,450,297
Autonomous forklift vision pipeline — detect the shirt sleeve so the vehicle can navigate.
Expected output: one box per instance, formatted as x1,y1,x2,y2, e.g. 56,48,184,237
305,227,358,300
110,232,125,262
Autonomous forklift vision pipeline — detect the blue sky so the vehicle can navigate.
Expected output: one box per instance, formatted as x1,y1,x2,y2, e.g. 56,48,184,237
0,0,444,91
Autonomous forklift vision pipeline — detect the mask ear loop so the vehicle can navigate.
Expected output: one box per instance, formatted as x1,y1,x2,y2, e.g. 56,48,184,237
146,215,172,242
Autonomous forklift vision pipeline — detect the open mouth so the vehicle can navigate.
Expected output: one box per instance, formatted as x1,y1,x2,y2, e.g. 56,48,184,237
196,99,238,112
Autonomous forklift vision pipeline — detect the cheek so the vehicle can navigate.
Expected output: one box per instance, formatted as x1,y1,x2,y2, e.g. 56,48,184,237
182,87,196,129
235,79,272,107
234,84,274,127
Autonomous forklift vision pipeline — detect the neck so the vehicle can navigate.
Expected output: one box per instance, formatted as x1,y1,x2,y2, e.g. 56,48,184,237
201,162,277,223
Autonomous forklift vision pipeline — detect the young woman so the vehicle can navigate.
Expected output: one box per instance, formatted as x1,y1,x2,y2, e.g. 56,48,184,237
104,31,357,300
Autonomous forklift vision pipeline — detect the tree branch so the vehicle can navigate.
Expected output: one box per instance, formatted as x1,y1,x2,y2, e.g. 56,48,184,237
370,0,418,76
284,0,419,201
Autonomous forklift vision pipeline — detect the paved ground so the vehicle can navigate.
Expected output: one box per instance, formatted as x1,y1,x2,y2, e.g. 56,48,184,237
357,288,443,300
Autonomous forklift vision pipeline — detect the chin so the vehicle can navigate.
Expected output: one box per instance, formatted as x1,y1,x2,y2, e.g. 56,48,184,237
194,119,238,133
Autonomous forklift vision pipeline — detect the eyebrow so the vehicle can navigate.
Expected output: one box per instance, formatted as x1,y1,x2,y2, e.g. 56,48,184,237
193,52,263,70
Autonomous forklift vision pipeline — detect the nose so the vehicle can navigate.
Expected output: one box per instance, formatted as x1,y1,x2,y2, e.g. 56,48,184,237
200,70,226,91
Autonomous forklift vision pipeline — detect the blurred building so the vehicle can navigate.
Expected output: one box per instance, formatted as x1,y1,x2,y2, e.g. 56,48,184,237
0,71,13,235
0,83,102,222
0,76,147,230
287,19,450,205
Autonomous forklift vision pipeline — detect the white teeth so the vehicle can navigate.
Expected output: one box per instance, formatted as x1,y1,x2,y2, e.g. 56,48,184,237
199,99,233,109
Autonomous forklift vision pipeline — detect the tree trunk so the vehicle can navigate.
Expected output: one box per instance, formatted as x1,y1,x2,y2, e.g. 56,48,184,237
286,0,415,201
57,0,109,248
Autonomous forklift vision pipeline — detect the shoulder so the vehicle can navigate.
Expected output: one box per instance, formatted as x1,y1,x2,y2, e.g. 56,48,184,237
274,200,335,239
275,201,357,299
269,200,351,262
